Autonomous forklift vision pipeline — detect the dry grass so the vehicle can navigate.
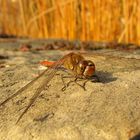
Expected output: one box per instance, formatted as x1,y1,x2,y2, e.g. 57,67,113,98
0,0,139,45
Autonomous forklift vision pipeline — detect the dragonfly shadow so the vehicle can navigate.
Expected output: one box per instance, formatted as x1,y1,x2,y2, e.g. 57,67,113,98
129,134,140,140
95,71,117,83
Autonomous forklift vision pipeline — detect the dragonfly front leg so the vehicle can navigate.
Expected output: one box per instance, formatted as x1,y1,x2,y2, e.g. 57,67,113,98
74,78,89,91
74,74,100,90
61,75,88,91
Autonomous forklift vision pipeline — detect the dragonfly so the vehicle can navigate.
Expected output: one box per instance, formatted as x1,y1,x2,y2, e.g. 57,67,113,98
0,52,96,124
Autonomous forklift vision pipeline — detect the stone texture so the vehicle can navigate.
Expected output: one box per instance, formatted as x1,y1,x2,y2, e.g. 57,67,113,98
0,44,140,140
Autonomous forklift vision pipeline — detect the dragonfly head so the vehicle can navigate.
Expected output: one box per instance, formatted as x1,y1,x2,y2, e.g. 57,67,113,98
79,60,95,78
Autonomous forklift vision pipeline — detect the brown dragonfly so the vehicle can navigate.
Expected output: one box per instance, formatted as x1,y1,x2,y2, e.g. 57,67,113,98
0,52,96,124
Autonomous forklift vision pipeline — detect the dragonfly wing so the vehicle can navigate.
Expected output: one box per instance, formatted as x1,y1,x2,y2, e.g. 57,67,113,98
16,59,65,123
16,67,58,123
0,56,65,123
0,69,48,106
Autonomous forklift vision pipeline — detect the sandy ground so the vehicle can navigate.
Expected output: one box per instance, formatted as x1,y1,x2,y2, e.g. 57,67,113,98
0,41,140,140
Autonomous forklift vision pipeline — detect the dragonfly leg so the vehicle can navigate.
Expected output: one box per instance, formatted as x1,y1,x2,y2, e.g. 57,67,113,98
73,75,100,90
60,74,99,91
61,76,88,91
60,74,75,91
73,78,89,91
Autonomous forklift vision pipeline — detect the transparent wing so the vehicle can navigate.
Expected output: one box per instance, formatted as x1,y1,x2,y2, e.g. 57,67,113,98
0,56,65,123
0,70,47,106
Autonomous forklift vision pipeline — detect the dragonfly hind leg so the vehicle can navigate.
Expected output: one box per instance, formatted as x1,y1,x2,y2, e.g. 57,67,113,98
60,74,74,91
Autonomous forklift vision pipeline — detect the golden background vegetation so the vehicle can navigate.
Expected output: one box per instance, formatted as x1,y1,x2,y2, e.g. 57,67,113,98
0,0,140,45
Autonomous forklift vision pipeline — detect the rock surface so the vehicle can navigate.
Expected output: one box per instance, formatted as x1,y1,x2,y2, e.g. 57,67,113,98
0,42,140,140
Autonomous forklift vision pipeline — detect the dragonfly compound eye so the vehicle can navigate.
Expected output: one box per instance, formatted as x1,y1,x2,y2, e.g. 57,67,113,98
83,60,95,77
88,60,95,67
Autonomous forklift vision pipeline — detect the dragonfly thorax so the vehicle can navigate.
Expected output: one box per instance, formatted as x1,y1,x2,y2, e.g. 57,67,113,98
60,53,95,78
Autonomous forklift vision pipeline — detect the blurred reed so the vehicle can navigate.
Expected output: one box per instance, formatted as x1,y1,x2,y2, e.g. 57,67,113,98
0,0,139,45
